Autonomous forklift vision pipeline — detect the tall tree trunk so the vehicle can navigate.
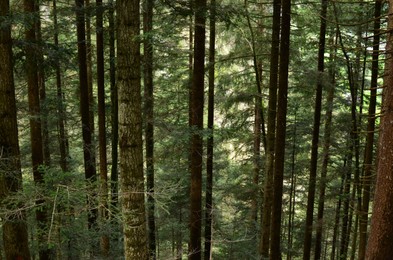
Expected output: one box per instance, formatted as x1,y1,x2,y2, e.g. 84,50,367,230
314,36,336,260
204,0,216,259
143,0,156,258
303,1,328,259
0,0,31,257
53,0,69,172
259,0,281,257
75,0,97,230
270,0,291,258
189,0,206,258
358,1,382,259
96,0,109,255
365,1,393,258
117,0,148,258
35,3,51,167
109,0,118,210
24,0,51,258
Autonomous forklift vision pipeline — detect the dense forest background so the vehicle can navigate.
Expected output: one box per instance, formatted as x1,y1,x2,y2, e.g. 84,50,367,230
1,0,393,259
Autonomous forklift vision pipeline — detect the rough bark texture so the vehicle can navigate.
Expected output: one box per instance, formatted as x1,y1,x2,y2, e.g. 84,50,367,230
117,0,148,258
204,0,216,258
303,0,327,259
365,1,393,258
260,0,280,257
270,0,291,258
0,1,31,258
358,1,381,259
189,0,206,258
143,0,156,258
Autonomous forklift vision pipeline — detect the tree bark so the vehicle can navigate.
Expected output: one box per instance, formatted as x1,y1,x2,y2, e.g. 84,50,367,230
365,1,393,258
260,0,281,257
96,0,109,255
117,0,148,258
143,0,156,258
358,1,382,259
0,1,31,258
204,0,216,259
303,0,328,259
75,0,97,230
189,0,207,259
270,0,291,258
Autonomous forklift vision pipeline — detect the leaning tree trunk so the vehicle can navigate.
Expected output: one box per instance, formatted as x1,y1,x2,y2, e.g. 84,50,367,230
117,0,148,258
270,0,291,259
0,1,31,258
365,0,393,258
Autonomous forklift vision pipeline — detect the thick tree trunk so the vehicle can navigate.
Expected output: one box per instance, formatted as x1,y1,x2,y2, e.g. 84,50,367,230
204,1,216,259
117,0,148,258
303,0,328,259
24,0,51,258
365,1,393,258
358,1,381,259
189,0,207,259
143,0,156,258
270,0,291,258
0,1,31,258
259,0,281,257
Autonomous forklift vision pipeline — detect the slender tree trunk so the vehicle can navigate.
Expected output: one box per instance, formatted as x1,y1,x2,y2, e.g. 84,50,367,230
109,0,118,210
287,110,298,260
189,0,207,258
331,173,344,260
0,1,31,258
314,51,336,260
96,0,109,255
358,1,382,259
204,1,216,259
75,0,97,230
35,3,51,167
365,1,393,258
117,0,148,258
260,0,281,257
143,0,156,258
303,1,328,259
53,0,69,172
270,0,291,258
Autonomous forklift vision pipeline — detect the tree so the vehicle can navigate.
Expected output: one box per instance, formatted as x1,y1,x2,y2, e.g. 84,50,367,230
204,0,216,259
189,0,207,258
143,0,156,258
75,1,98,247
260,0,280,257
365,0,393,258
358,1,382,259
96,0,109,255
270,0,291,258
0,0,31,258
117,0,148,258
303,0,328,259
